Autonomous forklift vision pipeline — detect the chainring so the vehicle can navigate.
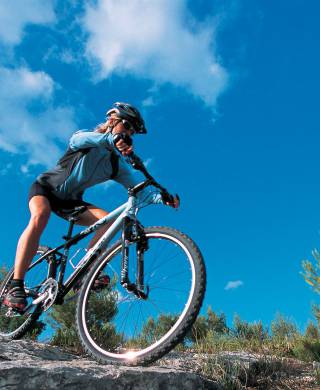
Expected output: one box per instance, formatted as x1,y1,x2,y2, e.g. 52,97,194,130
40,278,59,311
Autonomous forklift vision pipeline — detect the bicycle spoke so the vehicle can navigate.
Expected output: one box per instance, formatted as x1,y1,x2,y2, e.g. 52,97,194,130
132,301,143,340
0,248,50,338
118,300,135,336
148,269,190,286
79,228,204,364
145,251,181,284
151,286,190,294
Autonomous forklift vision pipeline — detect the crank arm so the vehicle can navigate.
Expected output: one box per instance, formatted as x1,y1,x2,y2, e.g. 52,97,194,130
25,288,39,299
32,291,48,305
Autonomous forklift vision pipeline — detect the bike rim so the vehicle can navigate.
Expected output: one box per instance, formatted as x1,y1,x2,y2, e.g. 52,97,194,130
81,231,196,360
0,252,47,337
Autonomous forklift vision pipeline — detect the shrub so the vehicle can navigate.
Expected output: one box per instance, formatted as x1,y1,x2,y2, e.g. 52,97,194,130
292,337,320,362
305,321,320,339
233,314,268,342
271,313,298,342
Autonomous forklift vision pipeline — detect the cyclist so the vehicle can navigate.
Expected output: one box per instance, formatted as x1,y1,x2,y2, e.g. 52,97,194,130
3,102,179,311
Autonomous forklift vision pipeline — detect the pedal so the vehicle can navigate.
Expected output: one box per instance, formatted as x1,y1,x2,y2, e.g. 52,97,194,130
5,307,23,318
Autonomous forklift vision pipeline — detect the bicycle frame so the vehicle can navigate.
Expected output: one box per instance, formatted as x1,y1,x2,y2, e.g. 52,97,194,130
25,152,171,308
30,193,143,304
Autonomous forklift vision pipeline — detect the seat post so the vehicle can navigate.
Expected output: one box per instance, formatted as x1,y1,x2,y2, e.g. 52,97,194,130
60,206,87,241
63,218,75,241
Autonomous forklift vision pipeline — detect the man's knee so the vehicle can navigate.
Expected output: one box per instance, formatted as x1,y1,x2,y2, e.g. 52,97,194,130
29,211,50,231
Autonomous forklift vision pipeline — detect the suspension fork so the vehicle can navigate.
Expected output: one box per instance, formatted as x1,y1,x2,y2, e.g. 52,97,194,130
136,223,149,292
120,216,149,299
120,216,131,286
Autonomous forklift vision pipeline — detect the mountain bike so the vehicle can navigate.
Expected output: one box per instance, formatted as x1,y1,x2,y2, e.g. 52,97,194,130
0,147,206,366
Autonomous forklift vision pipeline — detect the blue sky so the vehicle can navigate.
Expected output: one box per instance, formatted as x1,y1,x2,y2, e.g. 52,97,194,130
0,0,319,331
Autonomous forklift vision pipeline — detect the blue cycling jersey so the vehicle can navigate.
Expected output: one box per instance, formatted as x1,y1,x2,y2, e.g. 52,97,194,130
37,130,161,205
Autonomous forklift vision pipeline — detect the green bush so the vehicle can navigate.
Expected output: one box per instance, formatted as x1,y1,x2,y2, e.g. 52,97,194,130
305,321,320,339
49,281,119,353
233,314,268,342
292,337,320,362
0,266,45,340
271,313,298,342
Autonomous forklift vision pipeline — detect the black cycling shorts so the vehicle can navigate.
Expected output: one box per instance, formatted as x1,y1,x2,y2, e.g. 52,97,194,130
28,181,93,219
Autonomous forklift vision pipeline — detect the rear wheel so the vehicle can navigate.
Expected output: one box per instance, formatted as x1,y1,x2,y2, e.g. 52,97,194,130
76,226,206,365
0,246,49,340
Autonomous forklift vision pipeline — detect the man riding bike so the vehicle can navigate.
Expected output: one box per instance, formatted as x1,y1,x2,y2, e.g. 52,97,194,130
4,102,179,311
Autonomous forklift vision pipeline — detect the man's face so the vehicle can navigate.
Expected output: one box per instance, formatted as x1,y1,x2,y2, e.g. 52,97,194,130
111,118,134,137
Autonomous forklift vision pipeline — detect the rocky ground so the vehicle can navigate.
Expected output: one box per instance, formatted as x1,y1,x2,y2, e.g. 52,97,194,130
155,350,319,389
0,340,219,390
0,340,319,389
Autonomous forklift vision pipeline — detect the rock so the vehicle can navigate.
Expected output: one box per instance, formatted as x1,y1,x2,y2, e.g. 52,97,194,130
0,340,220,390
0,341,316,389
0,339,76,362
155,350,317,389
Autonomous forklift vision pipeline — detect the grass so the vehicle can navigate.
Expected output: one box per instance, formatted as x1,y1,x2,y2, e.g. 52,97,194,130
177,331,320,389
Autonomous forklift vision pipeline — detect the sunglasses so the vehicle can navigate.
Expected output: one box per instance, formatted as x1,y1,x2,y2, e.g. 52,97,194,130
115,119,135,133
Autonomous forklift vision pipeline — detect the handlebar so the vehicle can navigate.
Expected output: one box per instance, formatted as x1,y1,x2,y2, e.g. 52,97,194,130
112,133,179,204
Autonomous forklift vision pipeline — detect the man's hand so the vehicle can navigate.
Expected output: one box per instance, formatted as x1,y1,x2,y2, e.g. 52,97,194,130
115,138,133,156
168,195,180,209
162,192,180,209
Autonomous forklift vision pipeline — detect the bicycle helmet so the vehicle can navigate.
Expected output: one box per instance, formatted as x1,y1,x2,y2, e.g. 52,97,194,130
106,102,147,134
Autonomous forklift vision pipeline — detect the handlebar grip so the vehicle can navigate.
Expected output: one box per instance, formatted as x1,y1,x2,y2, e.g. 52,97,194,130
113,133,133,147
113,132,134,158
161,191,180,208
112,133,145,170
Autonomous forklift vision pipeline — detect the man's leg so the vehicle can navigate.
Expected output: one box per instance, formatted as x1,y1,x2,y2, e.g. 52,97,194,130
75,205,110,249
4,196,51,309
14,196,51,279
72,206,111,292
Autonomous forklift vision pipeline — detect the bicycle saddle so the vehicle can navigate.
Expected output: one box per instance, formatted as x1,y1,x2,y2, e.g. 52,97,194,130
58,205,88,221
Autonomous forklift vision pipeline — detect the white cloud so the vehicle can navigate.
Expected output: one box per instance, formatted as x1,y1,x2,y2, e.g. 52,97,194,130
0,162,12,176
0,66,77,168
0,2,78,170
142,96,156,108
224,280,244,291
20,165,29,174
0,0,55,45
82,0,228,106
0,67,54,103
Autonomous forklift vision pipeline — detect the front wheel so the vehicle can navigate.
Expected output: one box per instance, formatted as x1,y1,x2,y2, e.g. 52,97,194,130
76,226,206,365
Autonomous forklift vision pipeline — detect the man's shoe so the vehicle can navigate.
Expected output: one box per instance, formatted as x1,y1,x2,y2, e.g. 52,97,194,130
3,287,27,312
73,274,110,294
92,275,110,292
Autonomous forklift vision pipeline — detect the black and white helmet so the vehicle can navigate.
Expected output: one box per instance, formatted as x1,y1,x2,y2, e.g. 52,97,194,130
106,102,147,134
